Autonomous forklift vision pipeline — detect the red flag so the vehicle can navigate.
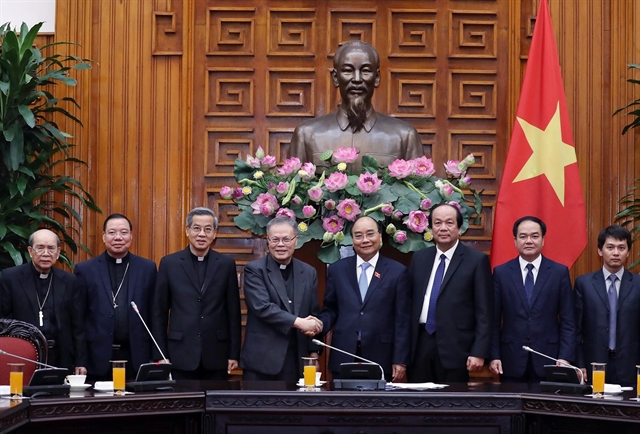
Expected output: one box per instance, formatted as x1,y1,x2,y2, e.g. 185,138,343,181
490,0,587,268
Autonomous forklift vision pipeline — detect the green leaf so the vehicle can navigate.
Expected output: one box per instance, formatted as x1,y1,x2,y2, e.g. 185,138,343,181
317,243,340,264
361,155,379,173
0,241,23,267
233,209,267,235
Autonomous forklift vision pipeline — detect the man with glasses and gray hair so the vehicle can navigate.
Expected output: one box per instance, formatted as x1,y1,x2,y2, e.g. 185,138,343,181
240,216,323,381
151,207,241,380
0,229,87,374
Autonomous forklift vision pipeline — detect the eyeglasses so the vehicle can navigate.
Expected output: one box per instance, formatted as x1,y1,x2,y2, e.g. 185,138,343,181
353,231,379,241
268,236,298,245
189,226,215,234
105,230,131,238
32,245,58,254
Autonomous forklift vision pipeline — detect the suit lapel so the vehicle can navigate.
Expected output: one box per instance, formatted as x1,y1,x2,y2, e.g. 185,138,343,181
97,253,114,308
439,244,463,294
362,257,384,307
592,272,609,311
530,257,550,307
292,260,305,316
344,257,361,303
127,254,138,305
616,270,632,311
266,257,292,313
507,259,530,311
20,265,39,314
52,269,66,328
201,250,220,295
179,248,200,291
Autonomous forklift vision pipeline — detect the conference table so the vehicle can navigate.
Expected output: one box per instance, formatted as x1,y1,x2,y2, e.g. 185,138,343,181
0,381,639,433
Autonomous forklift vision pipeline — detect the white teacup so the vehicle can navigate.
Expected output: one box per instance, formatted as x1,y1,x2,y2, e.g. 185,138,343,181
66,374,86,386
316,372,322,383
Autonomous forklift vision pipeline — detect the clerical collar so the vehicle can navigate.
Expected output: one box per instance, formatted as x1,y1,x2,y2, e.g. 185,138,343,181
336,106,377,132
31,263,51,280
190,250,209,262
106,251,130,265
268,254,291,270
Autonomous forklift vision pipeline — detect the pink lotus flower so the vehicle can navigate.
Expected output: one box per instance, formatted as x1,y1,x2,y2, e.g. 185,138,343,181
459,174,471,188
276,182,289,195
336,199,361,221
381,203,394,216
413,156,435,178
420,198,432,211
261,155,276,169
332,147,358,164
232,187,245,199
302,205,315,218
462,153,475,168
255,146,265,160
356,172,383,194
300,162,316,178
404,210,428,233
322,215,345,234
393,230,407,244
324,172,349,192
448,201,462,212
220,186,233,199
324,199,336,210
444,160,463,177
388,159,414,179
292,196,302,205
442,184,454,197
278,157,302,176
392,210,403,220
246,155,261,168
276,208,296,219
308,188,324,202
251,193,280,216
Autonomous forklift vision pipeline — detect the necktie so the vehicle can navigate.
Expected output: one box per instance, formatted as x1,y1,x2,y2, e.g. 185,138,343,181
524,263,534,305
358,262,371,301
425,254,446,334
608,274,618,350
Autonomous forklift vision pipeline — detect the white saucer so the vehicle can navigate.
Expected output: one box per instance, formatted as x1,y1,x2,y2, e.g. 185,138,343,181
0,386,9,396
296,380,326,387
69,384,90,391
93,381,114,392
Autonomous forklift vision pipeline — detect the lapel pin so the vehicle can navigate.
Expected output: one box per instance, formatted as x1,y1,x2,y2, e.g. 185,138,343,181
374,272,381,279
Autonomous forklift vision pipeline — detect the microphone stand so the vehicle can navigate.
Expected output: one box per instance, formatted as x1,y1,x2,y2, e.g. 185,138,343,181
312,339,386,390
522,345,584,384
0,349,62,370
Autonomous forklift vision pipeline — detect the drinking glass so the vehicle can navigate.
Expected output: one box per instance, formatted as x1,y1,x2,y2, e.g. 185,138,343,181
591,362,606,397
112,360,126,394
302,357,318,390
8,364,23,399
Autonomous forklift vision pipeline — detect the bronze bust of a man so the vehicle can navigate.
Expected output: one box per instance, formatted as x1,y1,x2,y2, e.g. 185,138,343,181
288,41,423,172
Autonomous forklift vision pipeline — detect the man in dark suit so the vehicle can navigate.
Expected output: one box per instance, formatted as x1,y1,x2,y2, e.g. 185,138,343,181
489,216,576,382
241,217,322,381
0,229,86,374
75,214,157,381
151,207,241,380
575,225,640,386
408,203,493,383
319,216,410,382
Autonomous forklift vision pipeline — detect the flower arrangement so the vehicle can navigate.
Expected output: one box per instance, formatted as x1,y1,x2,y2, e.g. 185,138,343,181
221,147,482,264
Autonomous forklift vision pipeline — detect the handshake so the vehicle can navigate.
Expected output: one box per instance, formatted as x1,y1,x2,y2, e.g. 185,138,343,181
294,315,323,336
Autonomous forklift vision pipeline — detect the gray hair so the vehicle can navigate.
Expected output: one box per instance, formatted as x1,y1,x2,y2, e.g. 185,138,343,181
266,216,298,236
186,207,218,229
28,231,61,247
334,40,380,69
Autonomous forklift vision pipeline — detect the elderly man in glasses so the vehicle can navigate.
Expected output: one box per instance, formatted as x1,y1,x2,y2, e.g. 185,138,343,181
151,207,241,380
0,229,87,375
240,216,323,381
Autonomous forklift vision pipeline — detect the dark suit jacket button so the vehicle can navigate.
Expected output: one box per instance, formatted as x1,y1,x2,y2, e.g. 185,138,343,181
528,318,531,322
198,298,202,302
200,315,204,319
110,314,113,318
198,333,201,337
360,312,364,316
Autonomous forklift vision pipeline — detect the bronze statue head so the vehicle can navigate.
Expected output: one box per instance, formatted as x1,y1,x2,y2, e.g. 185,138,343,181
331,41,381,132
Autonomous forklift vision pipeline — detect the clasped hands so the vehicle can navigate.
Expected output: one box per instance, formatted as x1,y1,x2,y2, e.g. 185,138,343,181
295,315,323,336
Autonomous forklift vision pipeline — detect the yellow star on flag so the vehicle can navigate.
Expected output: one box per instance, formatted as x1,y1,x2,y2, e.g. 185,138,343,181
512,102,577,206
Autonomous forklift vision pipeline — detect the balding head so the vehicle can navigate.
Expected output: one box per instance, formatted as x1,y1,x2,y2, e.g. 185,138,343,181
28,229,61,273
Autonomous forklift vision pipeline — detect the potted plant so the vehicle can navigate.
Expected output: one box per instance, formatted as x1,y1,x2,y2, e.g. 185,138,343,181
0,22,101,270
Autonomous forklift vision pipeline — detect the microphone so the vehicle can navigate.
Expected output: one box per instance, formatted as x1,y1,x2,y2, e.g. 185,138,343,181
522,345,584,384
312,339,385,381
131,302,169,363
0,349,63,370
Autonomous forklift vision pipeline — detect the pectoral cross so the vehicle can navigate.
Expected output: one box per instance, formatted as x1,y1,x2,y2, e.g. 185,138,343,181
113,302,118,309
39,310,43,327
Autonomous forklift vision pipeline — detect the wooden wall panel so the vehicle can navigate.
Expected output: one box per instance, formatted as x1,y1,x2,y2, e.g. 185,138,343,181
54,0,191,264
48,0,640,274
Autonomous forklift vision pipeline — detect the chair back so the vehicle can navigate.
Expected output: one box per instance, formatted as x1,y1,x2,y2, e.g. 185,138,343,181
0,319,48,385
